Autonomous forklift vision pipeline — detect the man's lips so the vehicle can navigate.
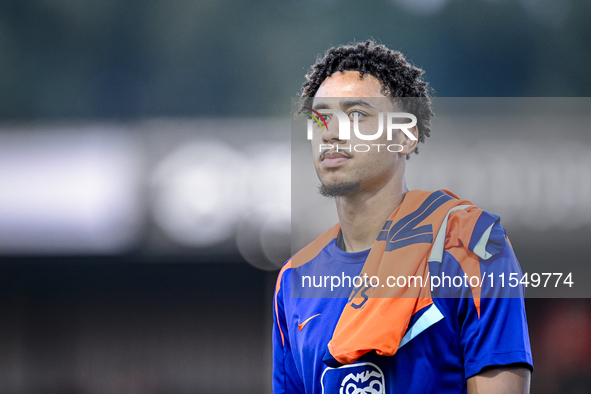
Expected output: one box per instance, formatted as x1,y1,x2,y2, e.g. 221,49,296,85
321,151,352,168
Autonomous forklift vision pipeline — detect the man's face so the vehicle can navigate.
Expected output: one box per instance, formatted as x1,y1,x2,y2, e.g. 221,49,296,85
310,71,416,197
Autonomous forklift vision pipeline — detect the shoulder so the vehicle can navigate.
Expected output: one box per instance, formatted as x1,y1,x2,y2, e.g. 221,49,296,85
439,206,528,302
445,203,508,261
274,223,338,295
289,223,341,268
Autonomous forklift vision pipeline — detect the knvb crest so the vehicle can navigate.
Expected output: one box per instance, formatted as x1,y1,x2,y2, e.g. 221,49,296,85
321,362,386,394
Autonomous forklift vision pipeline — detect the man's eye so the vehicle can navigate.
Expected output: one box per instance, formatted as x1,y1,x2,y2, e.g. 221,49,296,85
349,110,366,119
321,114,331,121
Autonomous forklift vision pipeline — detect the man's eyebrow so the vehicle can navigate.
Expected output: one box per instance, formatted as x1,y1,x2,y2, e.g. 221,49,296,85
340,99,375,109
312,100,376,111
312,102,330,110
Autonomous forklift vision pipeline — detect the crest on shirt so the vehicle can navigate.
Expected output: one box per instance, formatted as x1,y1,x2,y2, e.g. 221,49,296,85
321,362,385,394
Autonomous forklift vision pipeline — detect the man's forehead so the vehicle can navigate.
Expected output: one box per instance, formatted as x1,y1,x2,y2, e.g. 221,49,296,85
311,96,399,112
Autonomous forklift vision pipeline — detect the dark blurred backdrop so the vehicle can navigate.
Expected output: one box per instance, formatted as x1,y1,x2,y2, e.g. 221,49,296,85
1,0,590,121
1,0,590,393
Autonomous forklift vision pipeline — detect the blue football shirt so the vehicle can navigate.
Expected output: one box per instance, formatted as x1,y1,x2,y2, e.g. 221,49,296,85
273,224,533,393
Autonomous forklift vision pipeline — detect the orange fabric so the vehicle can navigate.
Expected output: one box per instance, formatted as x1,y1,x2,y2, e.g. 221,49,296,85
445,208,481,250
327,190,474,365
288,189,488,365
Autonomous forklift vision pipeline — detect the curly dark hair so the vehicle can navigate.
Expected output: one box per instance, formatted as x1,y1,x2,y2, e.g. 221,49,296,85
301,40,433,157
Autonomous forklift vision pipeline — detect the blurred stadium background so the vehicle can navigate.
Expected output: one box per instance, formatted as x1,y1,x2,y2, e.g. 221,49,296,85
1,0,590,393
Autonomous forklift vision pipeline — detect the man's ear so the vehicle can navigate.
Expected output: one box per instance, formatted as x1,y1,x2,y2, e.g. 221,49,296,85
397,125,418,156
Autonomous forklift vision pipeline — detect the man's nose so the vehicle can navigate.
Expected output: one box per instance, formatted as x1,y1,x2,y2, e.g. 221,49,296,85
321,117,344,144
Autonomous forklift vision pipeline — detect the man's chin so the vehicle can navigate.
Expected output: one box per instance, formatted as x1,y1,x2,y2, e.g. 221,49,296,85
318,181,361,198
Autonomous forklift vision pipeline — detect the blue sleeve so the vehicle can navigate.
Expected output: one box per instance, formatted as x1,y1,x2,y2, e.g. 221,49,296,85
460,239,534,378
273,268,305,394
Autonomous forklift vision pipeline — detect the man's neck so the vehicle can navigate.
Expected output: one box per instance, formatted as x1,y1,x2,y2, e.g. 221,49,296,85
335,179,408,253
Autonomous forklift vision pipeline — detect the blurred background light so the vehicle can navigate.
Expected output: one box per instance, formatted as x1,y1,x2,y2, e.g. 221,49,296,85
0,126,143,254
149,138,291,268
236,204,291,271
236,143,291,270
150,140,250,248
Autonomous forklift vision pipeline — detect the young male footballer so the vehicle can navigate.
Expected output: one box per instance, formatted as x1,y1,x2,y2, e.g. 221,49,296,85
273,41,533,393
